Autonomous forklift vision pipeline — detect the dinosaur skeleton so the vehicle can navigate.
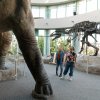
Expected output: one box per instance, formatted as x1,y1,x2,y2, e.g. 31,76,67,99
50,21,100,56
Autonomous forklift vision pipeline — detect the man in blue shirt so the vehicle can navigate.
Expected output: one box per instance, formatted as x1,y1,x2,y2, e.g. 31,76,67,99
56,47,64,77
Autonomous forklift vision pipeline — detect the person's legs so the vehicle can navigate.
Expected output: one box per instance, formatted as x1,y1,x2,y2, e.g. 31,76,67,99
59,64,63,77
63,62,70,76
69,63,74,80
56,63,59,76
60,62,70,79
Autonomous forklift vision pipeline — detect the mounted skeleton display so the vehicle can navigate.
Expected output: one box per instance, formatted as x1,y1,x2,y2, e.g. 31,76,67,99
50,21,100,56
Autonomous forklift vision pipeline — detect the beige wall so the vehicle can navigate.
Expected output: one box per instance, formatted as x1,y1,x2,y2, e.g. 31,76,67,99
34,10,100,29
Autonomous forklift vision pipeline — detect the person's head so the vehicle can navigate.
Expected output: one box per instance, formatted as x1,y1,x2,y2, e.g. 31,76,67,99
69,46,74,52
58,46,63,52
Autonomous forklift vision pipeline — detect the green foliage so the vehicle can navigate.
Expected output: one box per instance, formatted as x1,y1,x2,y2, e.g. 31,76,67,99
38,37,44,55
9,42,17,55
88,49,94,55
12,43,17,54
50,39,56,53
83,47,94,55
50,37,70,53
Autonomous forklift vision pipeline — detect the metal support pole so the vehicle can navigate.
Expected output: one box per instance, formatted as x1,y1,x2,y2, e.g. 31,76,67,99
86,56,89,74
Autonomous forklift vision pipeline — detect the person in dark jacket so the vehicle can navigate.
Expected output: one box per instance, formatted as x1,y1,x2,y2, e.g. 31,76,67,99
56,47,64,77
61,46,77,81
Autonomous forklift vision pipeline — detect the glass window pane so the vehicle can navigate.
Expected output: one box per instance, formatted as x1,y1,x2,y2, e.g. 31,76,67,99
88,34,95,43
98,0,100,10
96,34,100,43
50,30,55,35
38,30,45,55
50,6,57,18
87,0,97,12
32,6,39,17
50,30,57,53
66,3,74,17
40,7,46,18
77,0,86,14
39,30,45,36
96,34,100,54
57,5,66,18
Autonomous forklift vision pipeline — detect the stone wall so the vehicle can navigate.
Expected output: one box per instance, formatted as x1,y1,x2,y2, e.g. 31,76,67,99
76,54,100,75
0,57,23,81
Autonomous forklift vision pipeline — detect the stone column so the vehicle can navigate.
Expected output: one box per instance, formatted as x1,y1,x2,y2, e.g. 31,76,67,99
72,33,80,54
44,30,50,56
43,6,50,56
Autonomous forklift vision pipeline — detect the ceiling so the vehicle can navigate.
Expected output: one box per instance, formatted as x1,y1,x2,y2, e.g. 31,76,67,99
31,0,69,3
31,0,77,6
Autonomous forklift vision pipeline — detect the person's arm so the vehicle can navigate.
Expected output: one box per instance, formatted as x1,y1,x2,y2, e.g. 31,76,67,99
63,54,67,64
56,52,57,60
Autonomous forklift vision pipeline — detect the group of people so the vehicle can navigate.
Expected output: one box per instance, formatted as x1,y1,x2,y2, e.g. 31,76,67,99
56,46,77,81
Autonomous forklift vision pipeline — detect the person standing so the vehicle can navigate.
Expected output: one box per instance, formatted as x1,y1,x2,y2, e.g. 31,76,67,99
56,47,64,77
61,47,77,81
